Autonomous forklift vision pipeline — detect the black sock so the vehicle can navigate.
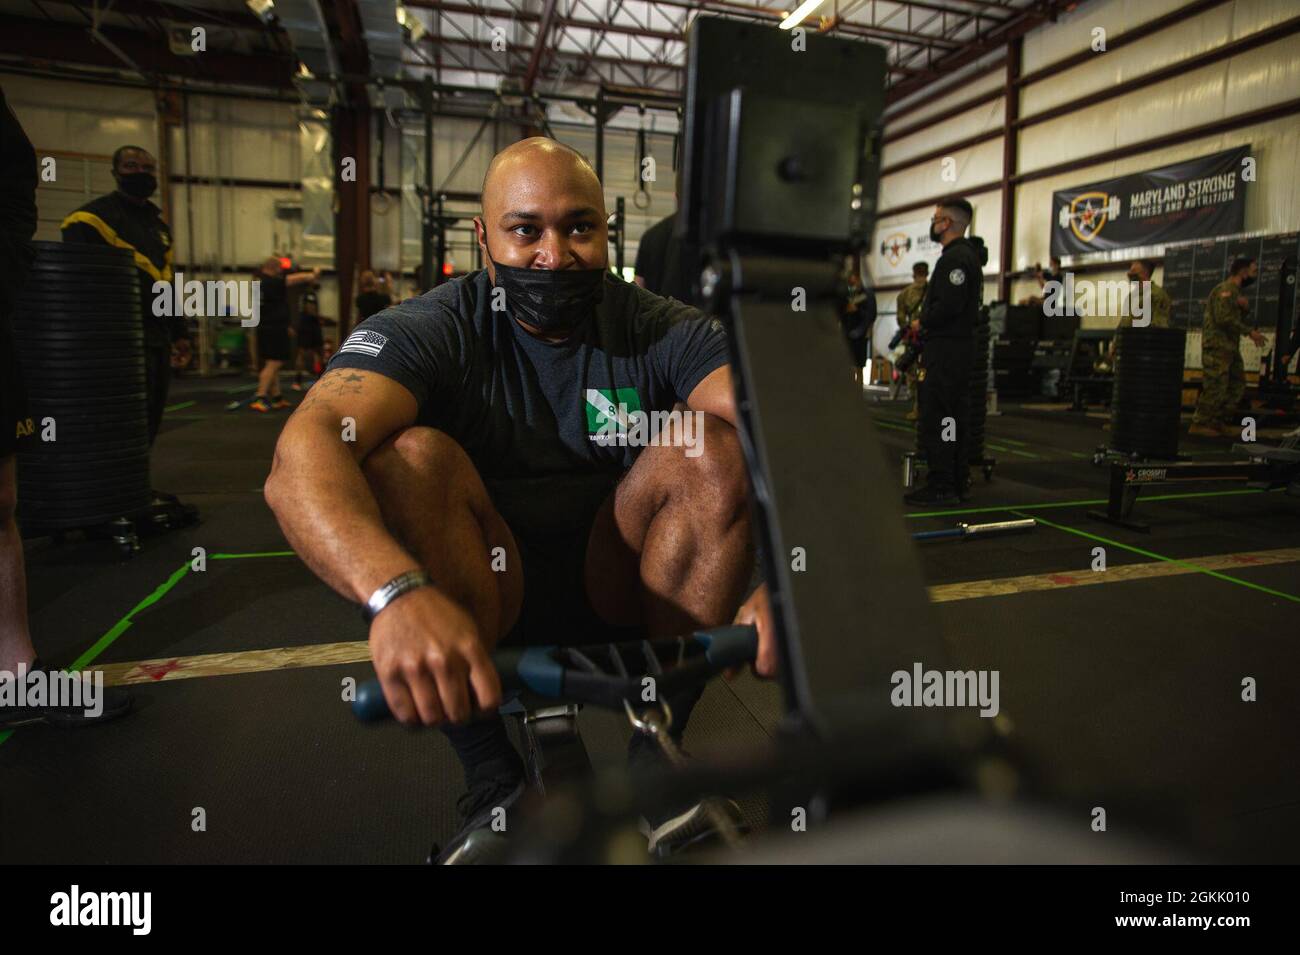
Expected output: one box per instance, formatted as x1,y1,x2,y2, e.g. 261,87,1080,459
442,716,522,783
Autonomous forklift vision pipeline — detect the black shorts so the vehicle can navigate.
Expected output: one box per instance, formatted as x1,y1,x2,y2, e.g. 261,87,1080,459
297,322,323,350
0,316,34,458
257,324,291,362
483,471,645,648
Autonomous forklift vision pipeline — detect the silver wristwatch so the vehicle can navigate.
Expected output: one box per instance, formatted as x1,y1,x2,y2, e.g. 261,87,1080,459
362,569,433,623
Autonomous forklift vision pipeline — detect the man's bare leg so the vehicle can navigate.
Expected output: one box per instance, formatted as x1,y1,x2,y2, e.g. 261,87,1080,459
583,411,753,847
361,426,523,649
585,410,753,638
256,359,283,401
0,456,36,672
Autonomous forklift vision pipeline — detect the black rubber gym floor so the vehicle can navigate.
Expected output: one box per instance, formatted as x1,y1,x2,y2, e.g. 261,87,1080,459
2,376,1296,863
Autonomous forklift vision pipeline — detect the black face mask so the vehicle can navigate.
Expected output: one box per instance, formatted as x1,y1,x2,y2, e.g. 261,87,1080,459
1126,272,1141,283
486,247,605,336
118,172,157,199
1241,275,1255,289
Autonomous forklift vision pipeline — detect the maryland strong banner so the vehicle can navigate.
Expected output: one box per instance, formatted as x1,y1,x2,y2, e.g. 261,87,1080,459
1050,146,1249,257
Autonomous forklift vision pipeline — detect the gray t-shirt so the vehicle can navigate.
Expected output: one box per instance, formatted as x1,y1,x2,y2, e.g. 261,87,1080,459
328,268,728,482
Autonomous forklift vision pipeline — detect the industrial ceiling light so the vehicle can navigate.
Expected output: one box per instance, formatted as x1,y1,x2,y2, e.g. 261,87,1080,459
779,0,827,30
396,4,426,42
245,0,276,24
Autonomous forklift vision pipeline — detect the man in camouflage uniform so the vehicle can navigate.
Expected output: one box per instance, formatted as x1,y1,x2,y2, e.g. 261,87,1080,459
1110,258,1172,362
895,261,928,419
1190,256,1265,437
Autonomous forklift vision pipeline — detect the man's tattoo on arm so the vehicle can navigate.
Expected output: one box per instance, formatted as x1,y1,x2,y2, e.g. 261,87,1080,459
297,370,367,412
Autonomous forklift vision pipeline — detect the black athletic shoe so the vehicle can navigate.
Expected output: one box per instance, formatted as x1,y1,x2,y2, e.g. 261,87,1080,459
904,484,960,506
640,797,748,858
429,758,527,865
0,659,134,729
629,739,749,857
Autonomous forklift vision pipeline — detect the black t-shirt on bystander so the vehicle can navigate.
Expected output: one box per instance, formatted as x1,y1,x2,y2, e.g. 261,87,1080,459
356,290,392,321
257,274,289,329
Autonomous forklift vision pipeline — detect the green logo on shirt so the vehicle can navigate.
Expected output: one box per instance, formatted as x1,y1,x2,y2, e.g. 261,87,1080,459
585,388,642,434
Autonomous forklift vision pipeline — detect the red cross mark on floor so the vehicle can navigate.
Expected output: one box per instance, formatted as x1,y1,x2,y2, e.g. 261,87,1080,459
1228,555,1264,565
1048,574,1080,585
135,660,183,681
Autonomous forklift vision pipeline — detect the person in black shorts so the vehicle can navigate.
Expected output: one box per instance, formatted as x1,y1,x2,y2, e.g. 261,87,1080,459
355,270,393,322
292,288,326,392
250,258,319,413
265,137,777,858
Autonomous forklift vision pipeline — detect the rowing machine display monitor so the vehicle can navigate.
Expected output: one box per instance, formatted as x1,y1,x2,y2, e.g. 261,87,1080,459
680,16,948,740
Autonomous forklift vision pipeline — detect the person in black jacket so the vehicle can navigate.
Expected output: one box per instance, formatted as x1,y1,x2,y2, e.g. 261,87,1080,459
905,197,983,506
61,145,187,448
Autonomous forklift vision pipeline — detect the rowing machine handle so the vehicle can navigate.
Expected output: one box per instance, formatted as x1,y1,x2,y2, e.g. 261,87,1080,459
351,625,757,723
687,624,758,670
351,648,530,724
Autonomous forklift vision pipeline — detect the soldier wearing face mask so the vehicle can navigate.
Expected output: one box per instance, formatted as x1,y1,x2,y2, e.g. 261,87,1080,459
61,145,184,448
1109,259,1172,363
1190,256,1266,437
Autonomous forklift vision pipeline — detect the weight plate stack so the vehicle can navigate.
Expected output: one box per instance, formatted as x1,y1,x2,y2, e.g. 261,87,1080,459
968,319,992,465
1109,326,1186,459
11,241,152,529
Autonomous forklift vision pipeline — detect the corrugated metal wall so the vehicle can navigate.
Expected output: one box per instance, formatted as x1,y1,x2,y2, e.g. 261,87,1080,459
872,0,1300,346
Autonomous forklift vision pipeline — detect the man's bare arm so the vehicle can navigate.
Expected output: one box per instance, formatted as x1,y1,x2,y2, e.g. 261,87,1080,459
264,368,420,603
686,364,737,428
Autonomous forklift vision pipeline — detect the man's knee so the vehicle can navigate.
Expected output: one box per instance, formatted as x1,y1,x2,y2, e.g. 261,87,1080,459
676,413,749,520
363,426,482,506
366,426,465,477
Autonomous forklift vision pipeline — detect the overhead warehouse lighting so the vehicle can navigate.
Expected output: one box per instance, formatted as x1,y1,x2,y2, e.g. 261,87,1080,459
245,0,276,24
396,4,426,43
779,0,827,30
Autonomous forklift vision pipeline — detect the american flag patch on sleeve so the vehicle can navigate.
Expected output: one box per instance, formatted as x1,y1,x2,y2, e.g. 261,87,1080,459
339,329,388,357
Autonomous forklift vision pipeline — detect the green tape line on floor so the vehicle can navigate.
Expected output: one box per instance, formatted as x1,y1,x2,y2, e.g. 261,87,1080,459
67,564,193,673
872,412,1045,458
984,442,1039,459
1,563,193,750
873,419,915,435
164,401,196,412
1012,510,1300,604
211,551,296,559
908,487,1268,519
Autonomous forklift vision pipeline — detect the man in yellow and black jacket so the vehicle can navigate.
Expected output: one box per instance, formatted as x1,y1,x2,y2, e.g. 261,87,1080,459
61,145,185,445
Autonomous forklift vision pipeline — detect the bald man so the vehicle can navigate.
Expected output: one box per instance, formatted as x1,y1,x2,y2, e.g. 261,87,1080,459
266,138,769,860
